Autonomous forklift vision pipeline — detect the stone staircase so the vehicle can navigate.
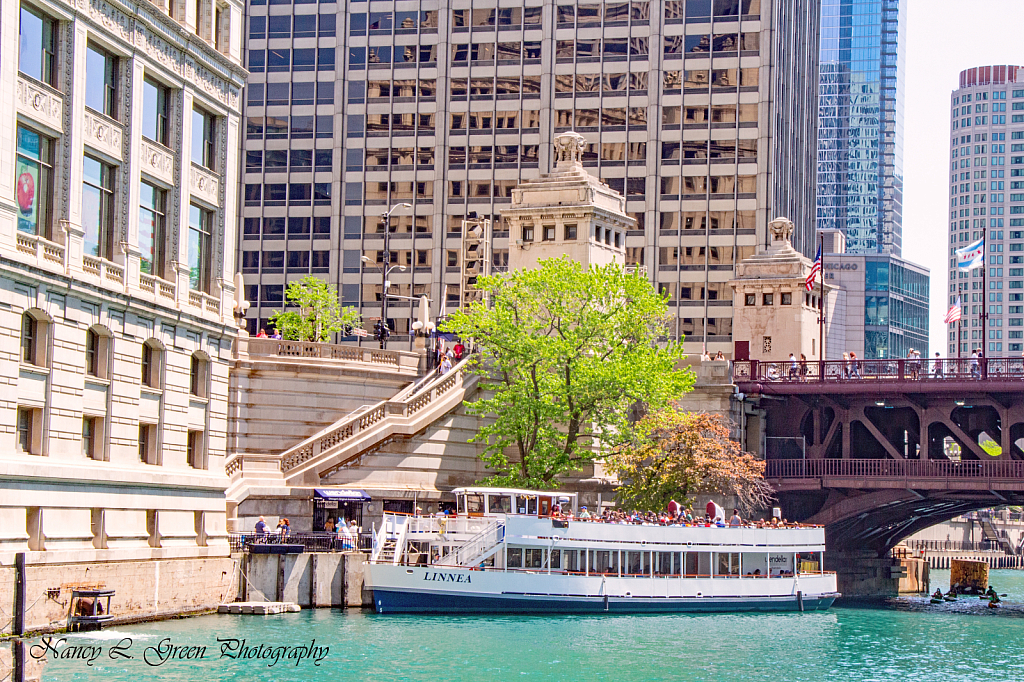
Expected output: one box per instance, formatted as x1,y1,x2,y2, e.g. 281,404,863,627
226,357,477,505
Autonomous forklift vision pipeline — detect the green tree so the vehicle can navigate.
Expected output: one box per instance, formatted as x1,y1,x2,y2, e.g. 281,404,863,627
269,276,361,342
607,410,773,513
441,256,693,489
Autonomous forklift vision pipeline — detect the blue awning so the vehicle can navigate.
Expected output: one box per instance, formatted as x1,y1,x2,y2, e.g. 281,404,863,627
314,488,371,501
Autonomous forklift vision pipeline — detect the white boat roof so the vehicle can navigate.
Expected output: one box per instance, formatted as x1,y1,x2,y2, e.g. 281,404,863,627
451,487,578,499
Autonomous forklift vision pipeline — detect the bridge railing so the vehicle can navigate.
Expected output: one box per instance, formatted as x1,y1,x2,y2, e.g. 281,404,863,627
733,357,1024,384
766,459,1024,480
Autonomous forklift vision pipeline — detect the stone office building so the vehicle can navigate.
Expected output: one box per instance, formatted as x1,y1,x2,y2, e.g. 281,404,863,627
1,0,245,632
239,0,821,358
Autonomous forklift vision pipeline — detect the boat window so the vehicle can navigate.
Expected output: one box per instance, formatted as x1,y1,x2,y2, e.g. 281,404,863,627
549,549,560,569
624,551,650,576
457,495,466,515
768,552,793,576
488,495,512,513
686,552,700,577
589,550,619,575
563,549,580,572
716,552,740,577
797,552,820,573
524,548,544,569
741,552,768,577
466,493,484,515
655,551,680,576
507,547,523,568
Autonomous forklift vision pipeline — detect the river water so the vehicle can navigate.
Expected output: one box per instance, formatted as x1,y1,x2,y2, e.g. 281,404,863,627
32,569,1024,682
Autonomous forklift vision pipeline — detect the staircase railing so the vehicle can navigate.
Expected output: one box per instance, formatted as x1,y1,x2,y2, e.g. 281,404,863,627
278,357,475,475
438,521,505,568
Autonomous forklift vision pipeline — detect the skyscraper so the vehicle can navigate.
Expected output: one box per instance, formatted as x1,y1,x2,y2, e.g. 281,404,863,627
239,0,821,358
816,0,905,255
947,65,1024,357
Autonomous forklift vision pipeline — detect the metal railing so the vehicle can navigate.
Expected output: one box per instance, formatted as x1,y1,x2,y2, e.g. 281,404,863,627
229,531,373,553
733,357,1024,384
904,539,1007,553
766,459,1024,480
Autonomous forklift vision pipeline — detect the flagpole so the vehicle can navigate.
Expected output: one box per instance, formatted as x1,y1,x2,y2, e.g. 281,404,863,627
957,282,962,361
819,234,825,364
982,264,987,363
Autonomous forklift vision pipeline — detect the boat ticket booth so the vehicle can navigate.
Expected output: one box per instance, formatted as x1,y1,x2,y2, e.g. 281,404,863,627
313,488,370,531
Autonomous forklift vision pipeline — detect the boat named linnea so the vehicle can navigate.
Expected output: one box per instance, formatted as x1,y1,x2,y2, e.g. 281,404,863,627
365,488,840,614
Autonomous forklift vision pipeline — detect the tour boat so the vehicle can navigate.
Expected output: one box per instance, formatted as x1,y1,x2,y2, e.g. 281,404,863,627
365,487,840,614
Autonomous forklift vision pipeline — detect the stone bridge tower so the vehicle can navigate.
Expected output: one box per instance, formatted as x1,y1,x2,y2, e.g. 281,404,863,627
502,132,634,272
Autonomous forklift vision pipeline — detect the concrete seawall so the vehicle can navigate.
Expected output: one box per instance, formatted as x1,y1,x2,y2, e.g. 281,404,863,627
240,551,370,608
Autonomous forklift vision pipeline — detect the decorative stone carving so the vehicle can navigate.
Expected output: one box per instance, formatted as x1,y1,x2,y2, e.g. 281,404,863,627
190,165,221,207
82,110,123,160
140,139,175,185
17,76,64,132
553,131,587,166
769,217,795,244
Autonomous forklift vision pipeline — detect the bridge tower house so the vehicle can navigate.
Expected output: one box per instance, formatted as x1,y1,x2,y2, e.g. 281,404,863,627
729,218,843,362
502,132,634,273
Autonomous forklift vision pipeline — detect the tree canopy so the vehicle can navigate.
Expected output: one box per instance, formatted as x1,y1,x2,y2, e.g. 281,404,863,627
440,256,693,489
269,276,362,342
606,410,773,513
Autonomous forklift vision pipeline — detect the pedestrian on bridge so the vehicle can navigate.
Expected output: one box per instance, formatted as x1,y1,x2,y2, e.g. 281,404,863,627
971,349,981,379
849,352,861,379
788,353,799,380
933,352,943,379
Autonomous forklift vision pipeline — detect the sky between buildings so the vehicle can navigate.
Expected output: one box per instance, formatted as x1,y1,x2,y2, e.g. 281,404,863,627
902,0,1024,353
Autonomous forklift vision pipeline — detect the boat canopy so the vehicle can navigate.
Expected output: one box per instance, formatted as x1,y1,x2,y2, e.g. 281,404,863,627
451,487,577,517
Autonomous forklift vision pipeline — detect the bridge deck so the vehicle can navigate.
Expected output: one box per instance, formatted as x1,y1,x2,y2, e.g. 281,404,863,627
734,358,1024,395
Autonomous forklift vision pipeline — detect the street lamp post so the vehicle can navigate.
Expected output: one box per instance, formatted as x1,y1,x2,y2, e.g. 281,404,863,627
371,203,411,349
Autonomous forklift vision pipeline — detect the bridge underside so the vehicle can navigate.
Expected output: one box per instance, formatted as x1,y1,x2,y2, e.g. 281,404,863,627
744,383,1024,555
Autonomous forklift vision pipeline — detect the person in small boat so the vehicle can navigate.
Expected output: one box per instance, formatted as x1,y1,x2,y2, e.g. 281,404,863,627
932,589,944,600
985,585,998,598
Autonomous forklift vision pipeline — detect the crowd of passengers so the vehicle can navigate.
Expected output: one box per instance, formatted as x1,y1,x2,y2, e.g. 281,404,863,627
551,506,805,529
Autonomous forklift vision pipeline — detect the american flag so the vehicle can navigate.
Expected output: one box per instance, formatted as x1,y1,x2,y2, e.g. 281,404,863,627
805,244,822,292
944,296,963,325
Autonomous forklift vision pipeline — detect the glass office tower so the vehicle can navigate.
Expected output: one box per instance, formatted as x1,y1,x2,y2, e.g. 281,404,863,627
817,0,905,255
240,0,821,357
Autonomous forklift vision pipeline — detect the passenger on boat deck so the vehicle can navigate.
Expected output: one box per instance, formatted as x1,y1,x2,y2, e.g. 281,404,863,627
579,506,591,519
729,509,742,527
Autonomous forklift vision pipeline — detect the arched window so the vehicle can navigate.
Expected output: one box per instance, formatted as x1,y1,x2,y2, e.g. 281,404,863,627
141,340,164,389
190,352,209,398
85,326,112,379
20,311,50,367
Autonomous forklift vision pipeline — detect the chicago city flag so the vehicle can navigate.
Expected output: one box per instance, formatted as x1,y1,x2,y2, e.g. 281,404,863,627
955,238,985,271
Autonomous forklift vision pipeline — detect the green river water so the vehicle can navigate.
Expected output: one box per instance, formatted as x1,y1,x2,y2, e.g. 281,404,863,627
28,569,1024,681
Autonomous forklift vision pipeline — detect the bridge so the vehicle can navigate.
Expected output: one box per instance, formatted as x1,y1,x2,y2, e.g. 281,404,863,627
733,358,1024,565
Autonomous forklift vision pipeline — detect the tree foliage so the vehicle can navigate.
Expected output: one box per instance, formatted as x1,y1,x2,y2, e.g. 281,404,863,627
440,256,693,489
269,276,361,342
607,410,774,513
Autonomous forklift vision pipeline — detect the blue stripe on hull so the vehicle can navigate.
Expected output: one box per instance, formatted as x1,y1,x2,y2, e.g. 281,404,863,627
373,589,837,615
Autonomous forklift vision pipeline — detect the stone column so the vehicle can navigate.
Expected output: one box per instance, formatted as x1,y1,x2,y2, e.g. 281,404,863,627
0,0,20,243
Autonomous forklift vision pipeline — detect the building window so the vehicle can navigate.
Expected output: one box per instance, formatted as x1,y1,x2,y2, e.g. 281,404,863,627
141,340,163,389
82,416,101,459
139,182,166,277
188,204,213,292
139,423,156,464
85,43,118,119
82,156,116,259
21,311,48,367
565,224,578,241
745,293,756,306
85,327,111,378
543,225,555,241
522,225,534,242
141,77,170,146
187,430,206,469
192,107,217,170
17,407,42,454
781,292,792,306
15,125,53,237
762,293,774,306
19,5,57,86
190,353,209,398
